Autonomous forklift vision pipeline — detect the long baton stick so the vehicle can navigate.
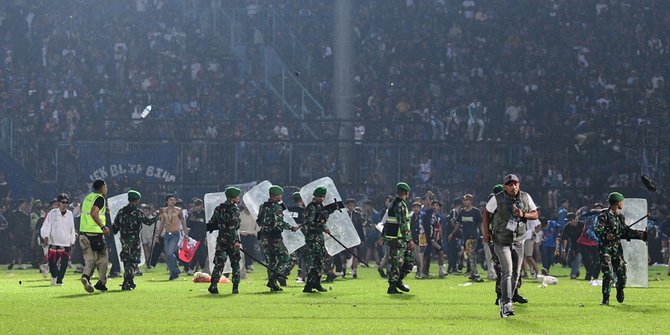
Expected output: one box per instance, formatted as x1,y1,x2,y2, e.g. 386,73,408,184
627,214,648,229
238,247,288,280
325,231,369,267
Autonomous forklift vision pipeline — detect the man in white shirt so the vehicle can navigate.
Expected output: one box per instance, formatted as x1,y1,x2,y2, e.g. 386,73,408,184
41,194,76,286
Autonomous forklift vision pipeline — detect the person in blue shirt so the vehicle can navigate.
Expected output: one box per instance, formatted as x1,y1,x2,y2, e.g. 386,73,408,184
541,219,561,275
557,199,570,228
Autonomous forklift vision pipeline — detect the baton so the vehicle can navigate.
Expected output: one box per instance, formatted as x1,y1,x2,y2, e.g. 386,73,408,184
238,247,288,280
325,231,369,267
627,214,648,229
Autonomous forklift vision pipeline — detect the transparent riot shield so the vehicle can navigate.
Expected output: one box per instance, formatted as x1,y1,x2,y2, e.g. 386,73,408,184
300,177,361,256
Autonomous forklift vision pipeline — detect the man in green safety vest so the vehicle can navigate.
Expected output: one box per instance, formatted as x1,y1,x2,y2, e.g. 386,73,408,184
78,179,111,293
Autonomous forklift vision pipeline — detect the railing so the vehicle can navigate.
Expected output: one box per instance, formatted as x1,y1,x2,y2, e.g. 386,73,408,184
211,6,326,124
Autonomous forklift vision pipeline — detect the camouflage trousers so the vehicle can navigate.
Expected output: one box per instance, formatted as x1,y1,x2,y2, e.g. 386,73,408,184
386,239,415,285
211,240,241,285
305,239,327,285
120,235,141,282
600,252,626,296
465,239,479,277
260,237,290,280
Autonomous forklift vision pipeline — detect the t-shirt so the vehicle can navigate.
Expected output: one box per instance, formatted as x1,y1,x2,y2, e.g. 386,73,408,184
187,208,206,240
457,207,482,240
542,220,560,248
561,222,584,247
94,197,105,210
485,192,537,214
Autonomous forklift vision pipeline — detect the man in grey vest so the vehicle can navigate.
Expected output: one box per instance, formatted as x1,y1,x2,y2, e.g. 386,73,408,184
482,174,538,318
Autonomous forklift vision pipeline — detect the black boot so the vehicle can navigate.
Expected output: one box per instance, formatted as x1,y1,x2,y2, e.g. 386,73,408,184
94,281,108,292
512,293,528,304
601,293,610,305
387,284,401,294
378,268,387,278
232,283,239,294
302,281,314,293
314,279,328,292
278,277,287,287
208,284,219,294
266,276,282,292
616,286,624,303
395,281,410,292
494,292,501,305
323,272,336,283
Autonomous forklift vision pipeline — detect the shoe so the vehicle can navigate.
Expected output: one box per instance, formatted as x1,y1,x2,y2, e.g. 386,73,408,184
415,273,425,279
616,287,624,303
352,270,357,279
601,293,610,306
81,277,94,293
378,268,387,278
501,302,514,317
278,277,287,287
169,274,179,281
121,282,133,291
94,281,108,292
232,283,239,294
135,271,143,277
387,285,401,294
187,270,194,276
439,269,448,278
208,284,219,294
266,281,282,292
7,263,14,270
302,284,314,293
323,273,336,283
51,277,57,286
396,281,410,292
109,272,121,278
55,282,63,286
313,283,327,292
40,264,49,278
145,266,154,272
296,277,304,284
74,266,83,274
541,268,548,275
512,294,528,304
570,273,577,279
469,274,484,282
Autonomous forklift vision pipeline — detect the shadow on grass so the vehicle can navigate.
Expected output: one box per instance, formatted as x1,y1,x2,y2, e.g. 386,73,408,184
22,285,52,288
56,291,125,298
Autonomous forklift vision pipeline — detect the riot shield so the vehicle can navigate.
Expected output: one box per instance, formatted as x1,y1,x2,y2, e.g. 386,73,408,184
107,194,147,272
242,180,305,254
300,177,361,256
620,198,648,288
204,182,258,274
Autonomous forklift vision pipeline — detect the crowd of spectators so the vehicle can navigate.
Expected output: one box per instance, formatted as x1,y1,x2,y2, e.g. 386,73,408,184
0,0,668,219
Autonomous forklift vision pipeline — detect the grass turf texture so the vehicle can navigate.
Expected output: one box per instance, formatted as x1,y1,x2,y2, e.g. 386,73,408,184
1,264,669,334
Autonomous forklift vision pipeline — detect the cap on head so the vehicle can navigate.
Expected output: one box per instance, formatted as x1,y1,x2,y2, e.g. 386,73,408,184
396,182,410,192
504,174,520,184
269,185,284,196
313,186,327,197
225,187,241,199
32,199,42,207
412,201,422,208
56,194,70,203
567,212,576,219
193,198,203,206
492,184,504,194
127,190,141,201
292,192,302,201
608,192,624,202
346,198,356,205
463,194,473,200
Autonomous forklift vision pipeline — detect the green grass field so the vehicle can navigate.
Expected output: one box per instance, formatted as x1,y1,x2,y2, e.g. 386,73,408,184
1,263,669,335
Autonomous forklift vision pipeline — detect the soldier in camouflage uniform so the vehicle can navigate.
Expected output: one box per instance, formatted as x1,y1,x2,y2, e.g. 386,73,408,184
257,185,298,292
302,186,333,293
207,187,242,295
596,192,646,305
111,190,160,291
383,182,416,294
